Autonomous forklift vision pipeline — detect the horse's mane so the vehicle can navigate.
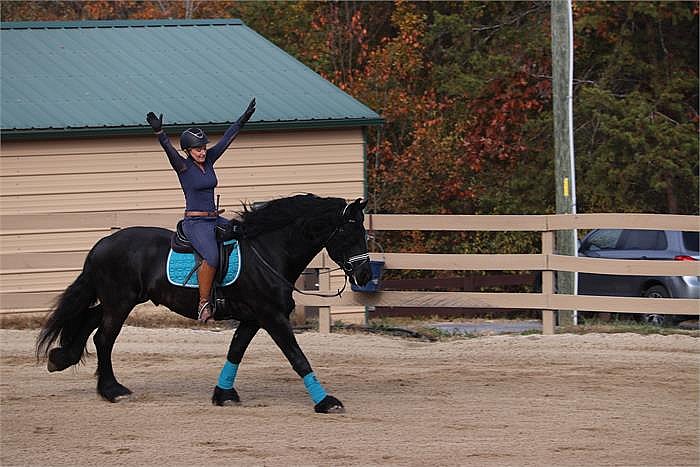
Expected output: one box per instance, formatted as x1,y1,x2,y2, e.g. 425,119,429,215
239,193,344,240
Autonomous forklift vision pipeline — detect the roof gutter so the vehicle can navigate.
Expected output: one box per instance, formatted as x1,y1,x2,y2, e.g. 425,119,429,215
1,19,245,29
0,118,384,141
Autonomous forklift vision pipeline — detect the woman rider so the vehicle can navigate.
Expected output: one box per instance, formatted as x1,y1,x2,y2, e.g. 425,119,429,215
146,98,256,322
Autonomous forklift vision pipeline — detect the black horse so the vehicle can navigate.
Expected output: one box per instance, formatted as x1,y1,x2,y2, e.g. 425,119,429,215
36,194,371,413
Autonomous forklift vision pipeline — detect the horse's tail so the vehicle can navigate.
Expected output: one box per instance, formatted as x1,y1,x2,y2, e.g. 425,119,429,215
36,262,98,361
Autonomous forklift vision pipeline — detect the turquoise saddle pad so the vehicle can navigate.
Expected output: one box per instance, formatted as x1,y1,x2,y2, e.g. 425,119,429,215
166,240,241,288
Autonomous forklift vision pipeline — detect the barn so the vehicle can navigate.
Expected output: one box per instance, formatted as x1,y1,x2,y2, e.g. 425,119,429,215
0,19,382,320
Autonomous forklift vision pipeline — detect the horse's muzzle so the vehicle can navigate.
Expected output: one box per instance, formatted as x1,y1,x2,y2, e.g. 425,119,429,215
345,253,371,286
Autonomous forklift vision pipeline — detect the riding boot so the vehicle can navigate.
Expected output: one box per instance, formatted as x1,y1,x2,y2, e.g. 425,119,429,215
197,260,217,323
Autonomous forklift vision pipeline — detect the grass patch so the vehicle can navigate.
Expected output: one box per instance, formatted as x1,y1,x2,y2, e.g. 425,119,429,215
558,319,699,337
368,316,699,339
4,307,696,339
0,305,233,331
331,321,440,341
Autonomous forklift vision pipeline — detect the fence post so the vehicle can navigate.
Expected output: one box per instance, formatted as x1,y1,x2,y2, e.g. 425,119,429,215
291,275,306,327
319,308,331,334
318,261,332,334
541,231,555,335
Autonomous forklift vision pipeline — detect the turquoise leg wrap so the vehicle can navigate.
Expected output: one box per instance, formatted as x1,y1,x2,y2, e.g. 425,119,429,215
217,361,239,390
303,372,327,404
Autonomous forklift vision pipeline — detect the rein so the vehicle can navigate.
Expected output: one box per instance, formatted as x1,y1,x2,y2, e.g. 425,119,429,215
248,242,349,298
242,201,369,299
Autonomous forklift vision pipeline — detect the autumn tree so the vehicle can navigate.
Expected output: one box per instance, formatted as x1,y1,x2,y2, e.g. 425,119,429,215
2,0,697,223
0,1,241,21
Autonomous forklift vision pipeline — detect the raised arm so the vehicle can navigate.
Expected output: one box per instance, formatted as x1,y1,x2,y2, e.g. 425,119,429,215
207,98,256,163
146,112,187,173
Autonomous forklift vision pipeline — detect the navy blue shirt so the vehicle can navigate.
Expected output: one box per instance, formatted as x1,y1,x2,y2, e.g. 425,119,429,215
158,121,243,212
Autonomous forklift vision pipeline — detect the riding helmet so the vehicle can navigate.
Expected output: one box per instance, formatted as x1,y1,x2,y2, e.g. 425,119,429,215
180,128,209,150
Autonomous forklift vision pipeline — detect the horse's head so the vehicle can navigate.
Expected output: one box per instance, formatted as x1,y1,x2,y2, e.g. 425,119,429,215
325,198,372,287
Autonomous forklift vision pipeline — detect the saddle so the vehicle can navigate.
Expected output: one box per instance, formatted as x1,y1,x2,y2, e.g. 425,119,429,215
170,220,243,285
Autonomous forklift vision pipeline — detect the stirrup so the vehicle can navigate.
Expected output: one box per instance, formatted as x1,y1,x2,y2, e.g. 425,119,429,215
197,300,213,323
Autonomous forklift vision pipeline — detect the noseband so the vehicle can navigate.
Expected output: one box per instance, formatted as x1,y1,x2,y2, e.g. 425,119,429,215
339,253,370,279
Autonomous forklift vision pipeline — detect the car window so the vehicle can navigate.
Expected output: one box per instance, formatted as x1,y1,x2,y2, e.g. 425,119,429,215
682,231,699,253
583,229,623,251
619,230,667,250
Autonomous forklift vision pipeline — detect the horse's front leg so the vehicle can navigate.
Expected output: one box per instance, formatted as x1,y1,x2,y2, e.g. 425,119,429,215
264,315,344,414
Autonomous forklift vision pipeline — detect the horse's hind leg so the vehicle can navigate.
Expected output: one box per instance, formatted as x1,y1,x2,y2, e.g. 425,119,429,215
212,320,260,406
47,304,103,372
93,303,135,402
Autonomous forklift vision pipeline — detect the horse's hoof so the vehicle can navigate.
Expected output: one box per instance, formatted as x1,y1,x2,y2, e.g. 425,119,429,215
47,348,72,372
103,391,132,403
218,399,240,407
326,404,345,414
212,386,240,406
98,383,132,403
314,395,345,414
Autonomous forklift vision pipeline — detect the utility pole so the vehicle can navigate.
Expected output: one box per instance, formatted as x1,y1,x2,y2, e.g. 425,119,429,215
551,0,577,326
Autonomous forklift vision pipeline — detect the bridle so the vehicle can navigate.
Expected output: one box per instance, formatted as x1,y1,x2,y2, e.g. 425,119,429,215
324,203,370,281
339,252,370,280
248,203,370,297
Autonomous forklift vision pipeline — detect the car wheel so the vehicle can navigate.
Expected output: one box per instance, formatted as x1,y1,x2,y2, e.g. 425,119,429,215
642,285,671,326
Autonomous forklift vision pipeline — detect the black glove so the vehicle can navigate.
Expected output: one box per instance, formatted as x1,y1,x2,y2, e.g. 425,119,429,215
238,98,256,125
146,112,163,132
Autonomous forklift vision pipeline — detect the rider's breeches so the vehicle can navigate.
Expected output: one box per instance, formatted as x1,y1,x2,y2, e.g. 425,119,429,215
181,216,228,266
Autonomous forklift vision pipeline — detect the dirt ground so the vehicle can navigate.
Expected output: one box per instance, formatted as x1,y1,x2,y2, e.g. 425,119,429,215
1,325,698,466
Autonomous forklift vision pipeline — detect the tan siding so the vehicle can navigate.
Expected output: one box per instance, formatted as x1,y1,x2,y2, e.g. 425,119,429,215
0,129,363,157
0,291,58,311
0,212,176,231
1,251,87,271
0,128,366,317
2,163,363,196
1,182,365,215
0,270,80,293
0,230,113,253
1,145,362,176
1,129,365,216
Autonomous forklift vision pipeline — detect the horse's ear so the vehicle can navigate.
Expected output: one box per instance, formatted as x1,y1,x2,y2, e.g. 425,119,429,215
351,198,368,211
345,198,367,217
343,198,366,221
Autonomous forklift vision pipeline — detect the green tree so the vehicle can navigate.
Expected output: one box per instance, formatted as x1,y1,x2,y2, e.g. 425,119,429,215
2,0,697,223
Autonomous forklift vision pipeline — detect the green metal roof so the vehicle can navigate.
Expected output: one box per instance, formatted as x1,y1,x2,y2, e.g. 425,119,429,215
0,19,382,139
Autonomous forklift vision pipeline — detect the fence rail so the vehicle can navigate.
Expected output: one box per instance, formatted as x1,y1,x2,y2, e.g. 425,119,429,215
301,213,699,334
1,212,698,335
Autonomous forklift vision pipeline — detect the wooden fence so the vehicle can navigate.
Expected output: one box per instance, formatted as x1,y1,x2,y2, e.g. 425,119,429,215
1,213,698,335
293,213,699,335
372,274,539,319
